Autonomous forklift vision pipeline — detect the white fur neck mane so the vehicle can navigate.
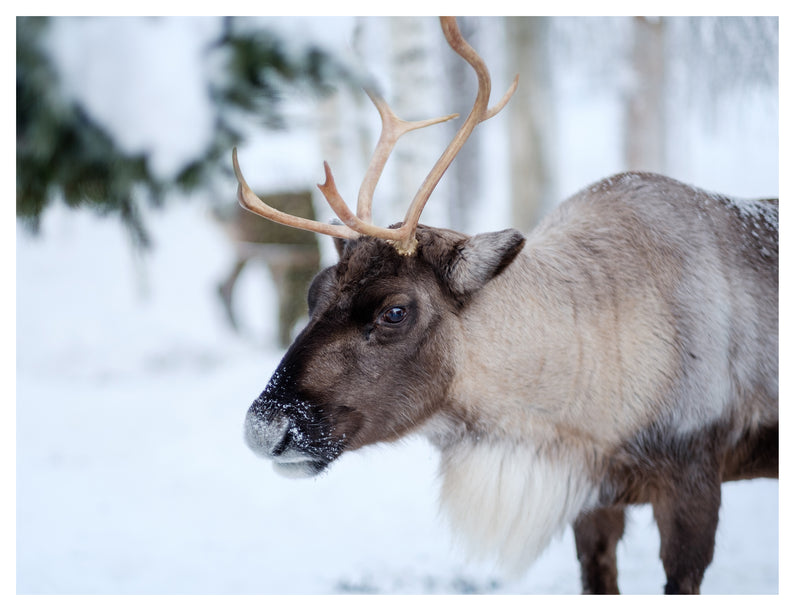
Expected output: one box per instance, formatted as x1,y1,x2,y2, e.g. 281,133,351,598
436,436,598,575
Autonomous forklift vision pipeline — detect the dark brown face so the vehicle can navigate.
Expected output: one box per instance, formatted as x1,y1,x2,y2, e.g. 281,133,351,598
244,226,525,477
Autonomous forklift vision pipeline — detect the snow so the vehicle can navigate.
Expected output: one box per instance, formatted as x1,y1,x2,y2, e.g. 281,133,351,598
16,16,780,596
14,204,779,594
46,17,220,180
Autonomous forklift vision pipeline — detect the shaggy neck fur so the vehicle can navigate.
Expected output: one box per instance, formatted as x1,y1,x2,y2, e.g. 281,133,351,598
432,431,598,575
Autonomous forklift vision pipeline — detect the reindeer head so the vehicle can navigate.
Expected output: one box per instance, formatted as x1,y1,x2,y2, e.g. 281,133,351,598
238,17,521,477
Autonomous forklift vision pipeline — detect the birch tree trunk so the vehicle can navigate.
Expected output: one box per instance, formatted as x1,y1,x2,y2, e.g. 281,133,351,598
382,17,450,229
505,17,556,232
443,16,482,233
624,16,665,172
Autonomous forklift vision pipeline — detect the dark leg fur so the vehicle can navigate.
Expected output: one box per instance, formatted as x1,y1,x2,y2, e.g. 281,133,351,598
573,506,626,594
724,423,778,481
651,466,722,594
580,422,777,594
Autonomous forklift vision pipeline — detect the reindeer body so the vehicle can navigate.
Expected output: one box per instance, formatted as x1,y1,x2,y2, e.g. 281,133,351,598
236,17,777,594
244,171,777,593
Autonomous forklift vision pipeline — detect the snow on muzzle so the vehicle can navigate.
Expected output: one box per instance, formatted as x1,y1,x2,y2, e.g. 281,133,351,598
243,377,343,478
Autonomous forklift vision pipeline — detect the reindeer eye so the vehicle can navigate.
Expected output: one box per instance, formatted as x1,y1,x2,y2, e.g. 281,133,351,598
381,306,407,324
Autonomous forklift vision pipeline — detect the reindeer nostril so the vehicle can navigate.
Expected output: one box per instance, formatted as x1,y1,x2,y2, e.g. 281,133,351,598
244,408,291,458
270,425,294,457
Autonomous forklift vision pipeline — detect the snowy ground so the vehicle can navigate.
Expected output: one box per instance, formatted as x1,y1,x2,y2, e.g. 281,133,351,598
16,201,778,595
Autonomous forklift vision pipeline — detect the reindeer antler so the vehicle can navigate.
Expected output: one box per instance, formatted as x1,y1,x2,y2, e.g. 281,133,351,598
233,16,519,256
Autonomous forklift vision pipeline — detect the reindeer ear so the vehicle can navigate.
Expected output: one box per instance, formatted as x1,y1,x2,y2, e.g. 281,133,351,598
328,219,350,259
332,236,348,259
424,228,525,298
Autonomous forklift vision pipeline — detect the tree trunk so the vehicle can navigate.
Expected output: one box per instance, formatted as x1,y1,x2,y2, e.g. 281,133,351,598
443,16,482,233
387,17,449,229
505,17,556,232
624,17,665,172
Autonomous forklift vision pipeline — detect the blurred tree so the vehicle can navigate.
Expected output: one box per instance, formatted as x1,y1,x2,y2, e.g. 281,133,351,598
624,17,666,173
444,16,481,233
16,17,162,247
505,17,556,233
16,16,357,248
389,17,450,228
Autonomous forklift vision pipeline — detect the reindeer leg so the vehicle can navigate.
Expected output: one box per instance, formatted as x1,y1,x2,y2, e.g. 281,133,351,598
573,506,625,594
651,467,721,594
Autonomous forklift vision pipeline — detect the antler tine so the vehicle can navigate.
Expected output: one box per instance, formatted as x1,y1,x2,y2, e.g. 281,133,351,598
233,148,359,240
317,160,411,241
394,16,519,254
315,86,458,250
355,88,459,223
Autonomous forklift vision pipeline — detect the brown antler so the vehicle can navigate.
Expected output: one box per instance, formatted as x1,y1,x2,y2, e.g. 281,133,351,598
233,16,518,256
233,148,359,240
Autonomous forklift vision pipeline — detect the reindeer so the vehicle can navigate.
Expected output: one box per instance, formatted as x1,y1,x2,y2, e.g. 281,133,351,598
236,17,778,594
